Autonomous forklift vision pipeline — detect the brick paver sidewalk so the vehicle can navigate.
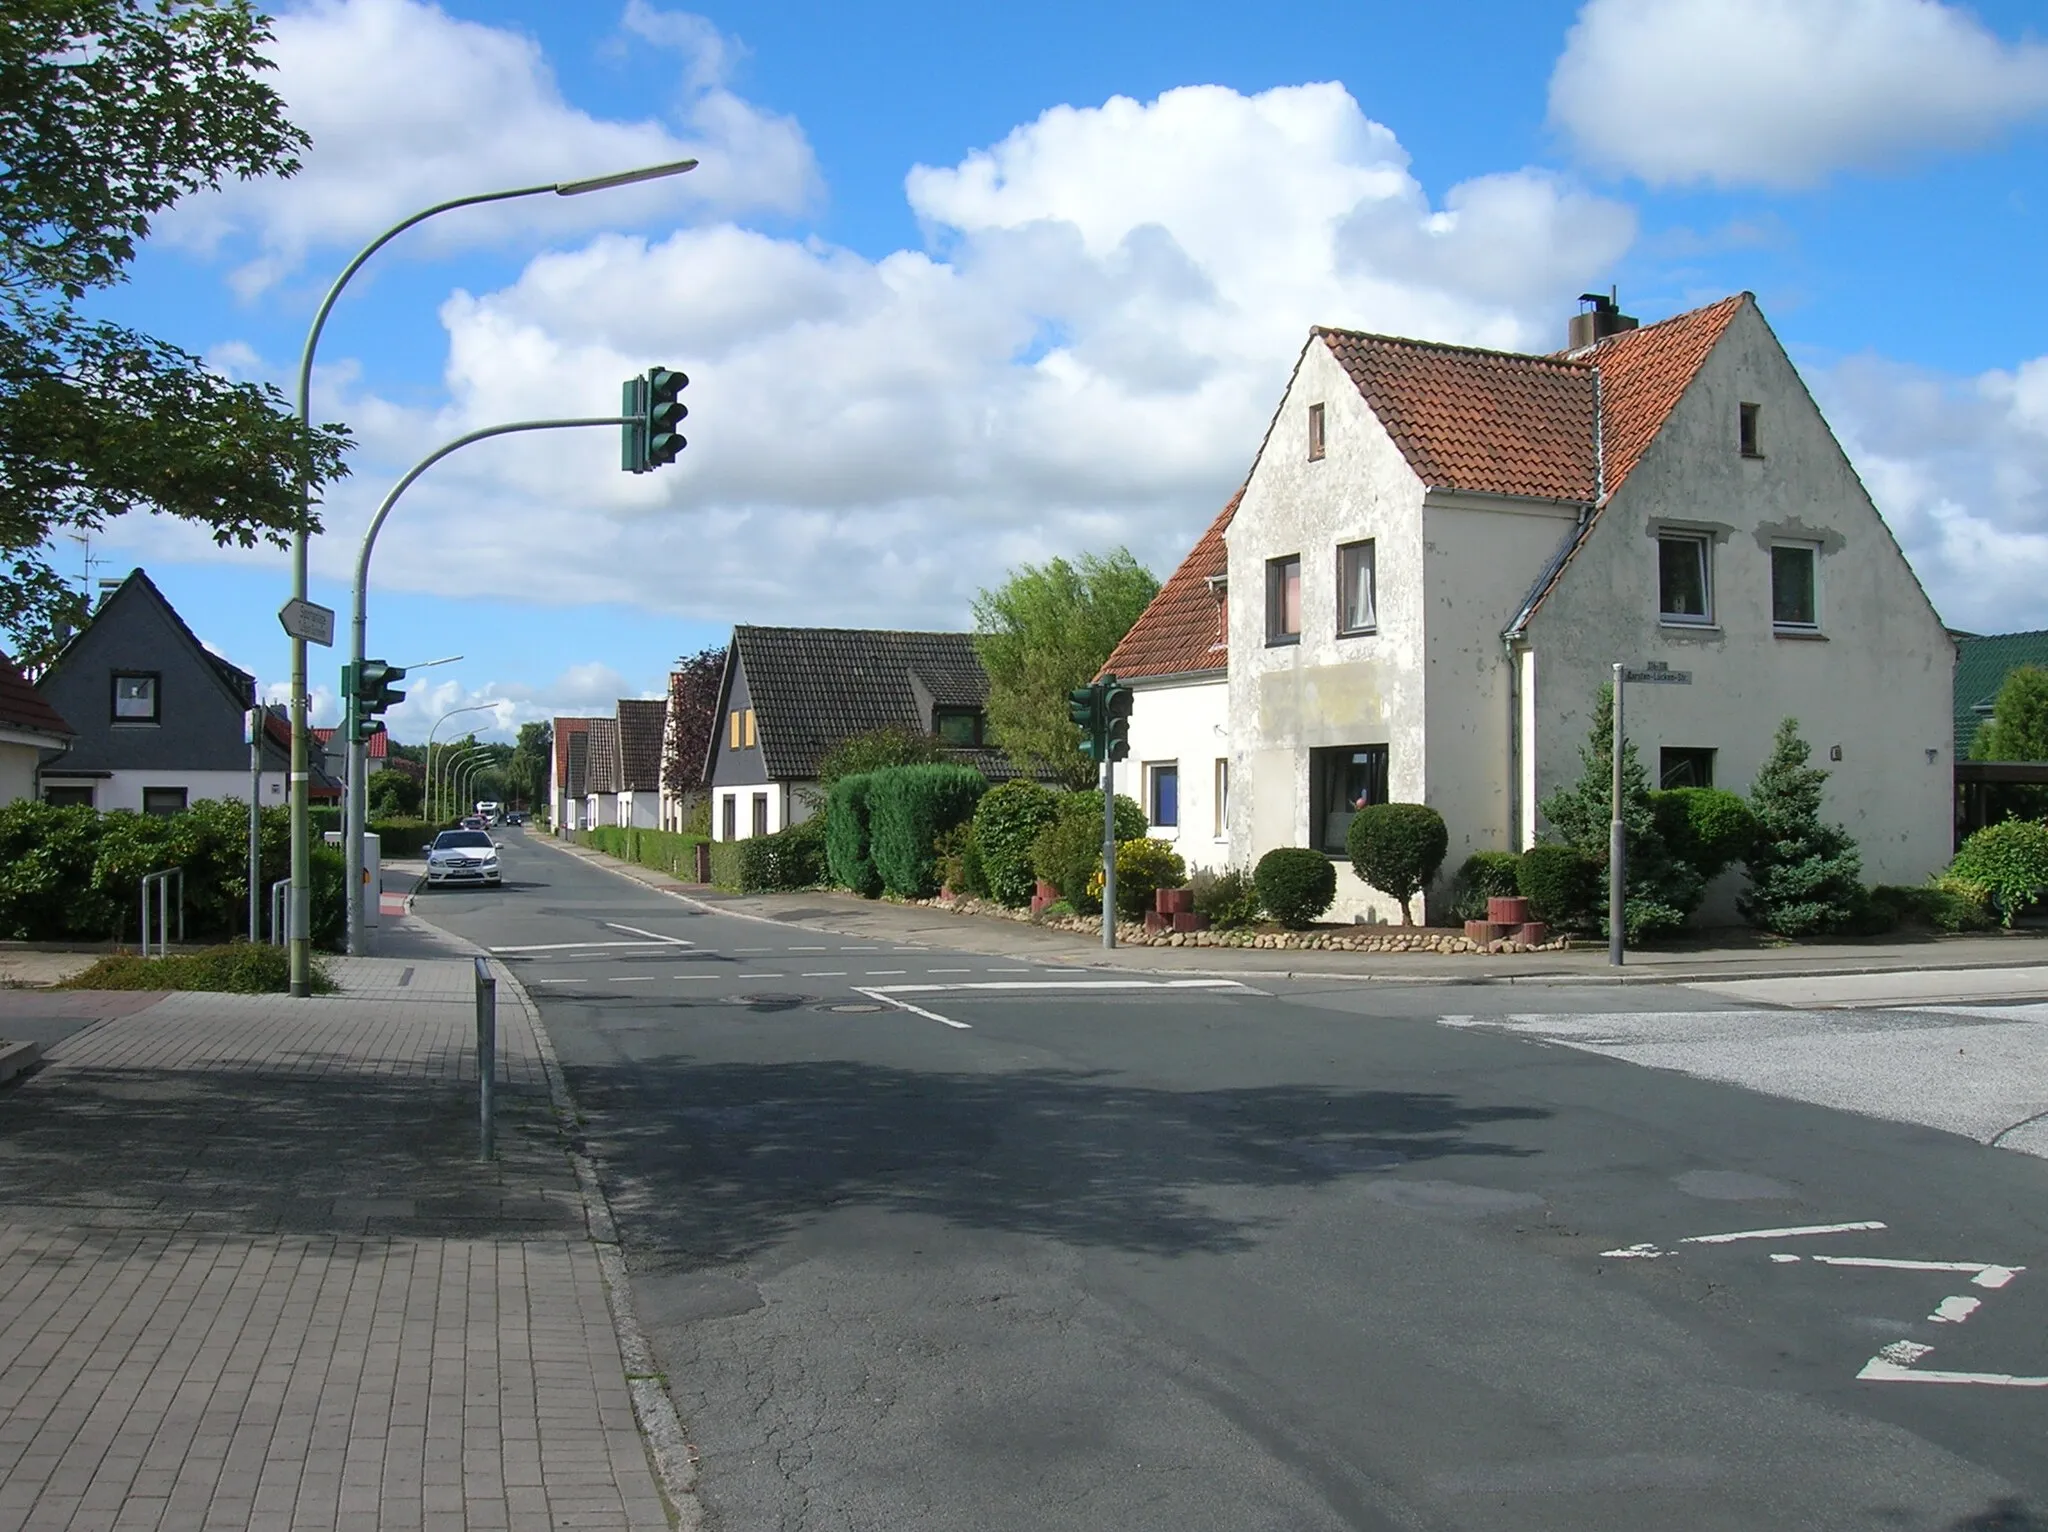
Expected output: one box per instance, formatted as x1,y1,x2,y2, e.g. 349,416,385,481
0,958,670,1532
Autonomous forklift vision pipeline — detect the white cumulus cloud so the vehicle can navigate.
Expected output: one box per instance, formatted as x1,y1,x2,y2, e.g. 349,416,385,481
164,0,816,294
1818,352,2048,632
1550,0,2048,187
296,81,1635,631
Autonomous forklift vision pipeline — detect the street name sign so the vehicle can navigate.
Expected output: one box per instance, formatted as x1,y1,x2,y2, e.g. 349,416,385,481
1622,661,1691,685
278,598,335,647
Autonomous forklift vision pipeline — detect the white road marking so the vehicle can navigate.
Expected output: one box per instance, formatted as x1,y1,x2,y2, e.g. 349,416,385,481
1860,1359,2048,1387
736,974,778,980
1930,1295,1982,1324
800,971,848,978
1811,1257,2023,1287
986,967,1032,973
853,986,970,1029
789,946,827,952
608,976,659,983
604,922,693,945
1770,1253,1800,1263
490,939,674,953
1683,1221,1887,1245
1601,1244,1669,1259
838,946,880,951
863,978,1251,996
865,970,908,976
928,968,972,974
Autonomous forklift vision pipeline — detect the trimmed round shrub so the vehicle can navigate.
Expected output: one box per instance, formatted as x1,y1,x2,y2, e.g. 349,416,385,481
1345,802,1448,925
1516,843,1601,930
1449,851,1522,923
866,763,988,898
972,779,1061,906
825,773,881,897
1947,818,2048,927
1651,787,1759,880
1254,848,1337,929
1113,838,1186,920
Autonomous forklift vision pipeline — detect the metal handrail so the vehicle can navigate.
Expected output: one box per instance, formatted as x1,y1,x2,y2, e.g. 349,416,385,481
269,879,290,946
139,868,184,958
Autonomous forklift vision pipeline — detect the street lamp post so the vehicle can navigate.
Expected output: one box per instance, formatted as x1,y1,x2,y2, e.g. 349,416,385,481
425,703,495,825
344,416,635,955
289,157,698,994
439,746,486,825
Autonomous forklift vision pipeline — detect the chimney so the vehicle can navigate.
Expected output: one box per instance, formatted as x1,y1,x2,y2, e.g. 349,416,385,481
1568,291,1637,351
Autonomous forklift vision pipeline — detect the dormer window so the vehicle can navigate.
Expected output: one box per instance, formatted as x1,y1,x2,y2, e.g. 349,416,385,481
1307,403,1326,461
934,708,984,747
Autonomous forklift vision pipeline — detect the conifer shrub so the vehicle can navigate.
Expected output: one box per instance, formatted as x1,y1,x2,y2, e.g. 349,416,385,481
825,773,881,897
1345,802,1448,925
1254,848,1337,929
972,780,1061,906
866,764,988,898
1739,718,1865,937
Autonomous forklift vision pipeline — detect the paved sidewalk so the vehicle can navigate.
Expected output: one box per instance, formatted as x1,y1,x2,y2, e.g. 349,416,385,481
0,956,670,1531
534,830,2048,990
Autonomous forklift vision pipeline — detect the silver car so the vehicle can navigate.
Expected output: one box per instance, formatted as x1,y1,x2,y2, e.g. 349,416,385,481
423,828,500,888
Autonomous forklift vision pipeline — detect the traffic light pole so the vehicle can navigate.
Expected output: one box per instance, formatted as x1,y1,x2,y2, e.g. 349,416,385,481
1101,756,1117,950
345,415,630,954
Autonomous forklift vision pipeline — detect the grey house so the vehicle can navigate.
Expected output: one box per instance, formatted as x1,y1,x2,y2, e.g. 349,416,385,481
703,625,1036,842
34,569,336,814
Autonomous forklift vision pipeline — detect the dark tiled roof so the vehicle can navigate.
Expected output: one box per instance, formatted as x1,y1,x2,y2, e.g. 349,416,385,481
616,698,666,791
0,652,72,739
564,729,590,798
553,717,597,789
1102,489,1238,681
1955,630,2048,758
585,716,622,794
731,626,994,780
1315,330,1598,502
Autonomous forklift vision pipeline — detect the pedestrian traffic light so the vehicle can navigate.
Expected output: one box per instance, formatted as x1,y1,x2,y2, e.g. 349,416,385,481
1067,682,1104,761
646,366,688,468
620,373,649,472
352,660,406,743
1103,677,1133,761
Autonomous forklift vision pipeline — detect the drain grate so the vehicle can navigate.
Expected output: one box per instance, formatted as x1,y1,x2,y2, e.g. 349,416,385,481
826,1002,884,1013
729,991,812,1013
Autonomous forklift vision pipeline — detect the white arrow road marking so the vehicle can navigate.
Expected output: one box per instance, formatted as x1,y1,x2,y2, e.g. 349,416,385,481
1683,1221,1888,1245
1810,1257,2022,1287
853,988,971,1030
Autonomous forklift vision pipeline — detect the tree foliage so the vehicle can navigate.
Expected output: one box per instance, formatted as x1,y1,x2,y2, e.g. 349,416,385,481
661,646,725,793
972,549,1160,788
816,725,946,787
1345,802,1448,925
504,721,551,809
1971,664,2048,763
0,0,352,663
1739,718,1864,937
1538,684,1701,940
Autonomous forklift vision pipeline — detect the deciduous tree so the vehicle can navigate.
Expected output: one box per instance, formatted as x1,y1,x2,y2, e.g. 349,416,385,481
0,0,350,663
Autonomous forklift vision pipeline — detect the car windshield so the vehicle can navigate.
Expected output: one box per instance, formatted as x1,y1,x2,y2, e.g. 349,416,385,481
434,831,493,849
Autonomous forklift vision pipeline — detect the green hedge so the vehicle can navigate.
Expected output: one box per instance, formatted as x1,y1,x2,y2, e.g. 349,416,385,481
707,817,829,893
1449,851,1523,922
866,764,989,899
1947,819,2048,926
0,798,343,949
1517,844,1601,930
582,824,709,879
825,774,882,898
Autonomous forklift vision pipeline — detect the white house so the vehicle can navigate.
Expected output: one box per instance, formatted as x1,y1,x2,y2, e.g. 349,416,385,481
0,654,73,805
1102,490,1238,873
1206,291,1952,923
613,698,665,829
549,717,598,832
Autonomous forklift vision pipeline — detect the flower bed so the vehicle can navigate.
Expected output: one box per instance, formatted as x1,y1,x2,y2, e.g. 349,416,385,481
918,892,1573,954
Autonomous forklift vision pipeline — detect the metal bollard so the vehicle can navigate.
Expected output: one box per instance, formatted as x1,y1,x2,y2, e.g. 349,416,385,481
269,880,290,946
474,956,496,1160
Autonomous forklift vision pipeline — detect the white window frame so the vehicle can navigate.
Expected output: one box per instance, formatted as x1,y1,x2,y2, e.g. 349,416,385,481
1657,532,1714,627
1771,540,1821,632
1145,761,1179,830
1336,538,1376,636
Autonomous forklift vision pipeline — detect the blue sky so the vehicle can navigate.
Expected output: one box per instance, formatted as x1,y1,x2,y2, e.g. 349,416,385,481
71,0,2048,739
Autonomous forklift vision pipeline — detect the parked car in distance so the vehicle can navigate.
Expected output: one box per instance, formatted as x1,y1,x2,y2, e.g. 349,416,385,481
422,828,500,888
461,815,487,831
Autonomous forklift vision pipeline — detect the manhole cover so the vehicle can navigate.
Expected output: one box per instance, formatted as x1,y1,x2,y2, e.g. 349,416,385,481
826,1003,884,1013
730,991,811,1012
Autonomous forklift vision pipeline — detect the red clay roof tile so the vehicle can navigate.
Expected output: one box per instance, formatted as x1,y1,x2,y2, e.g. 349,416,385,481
1101,488,1240,682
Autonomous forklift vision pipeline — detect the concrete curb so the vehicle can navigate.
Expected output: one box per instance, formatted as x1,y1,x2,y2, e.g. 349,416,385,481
0,1040,42,1084
487,956,704,1531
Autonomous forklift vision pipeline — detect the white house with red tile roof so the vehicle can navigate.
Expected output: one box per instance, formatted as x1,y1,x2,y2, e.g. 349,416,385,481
1120,293,1952,924
0,652,73,805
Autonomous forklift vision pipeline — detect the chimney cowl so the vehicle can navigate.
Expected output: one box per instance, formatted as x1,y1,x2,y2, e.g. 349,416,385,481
1568,291,1638,352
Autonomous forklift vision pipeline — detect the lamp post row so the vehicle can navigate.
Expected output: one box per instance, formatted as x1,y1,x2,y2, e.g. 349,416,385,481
288,157,698,985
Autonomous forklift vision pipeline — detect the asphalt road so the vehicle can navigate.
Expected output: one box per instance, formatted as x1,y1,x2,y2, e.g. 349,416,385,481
417,829,2048,1532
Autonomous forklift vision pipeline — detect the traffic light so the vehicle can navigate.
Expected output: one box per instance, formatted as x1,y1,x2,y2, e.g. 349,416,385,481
1103,676,1133,761
646,366,688,467
352,659,406,743
1067,682,1104,761
620,374,648,472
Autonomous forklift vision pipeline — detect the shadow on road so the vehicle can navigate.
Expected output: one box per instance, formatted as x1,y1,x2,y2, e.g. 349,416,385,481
1953,1500,2048,1531
570,1057,1549,1265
